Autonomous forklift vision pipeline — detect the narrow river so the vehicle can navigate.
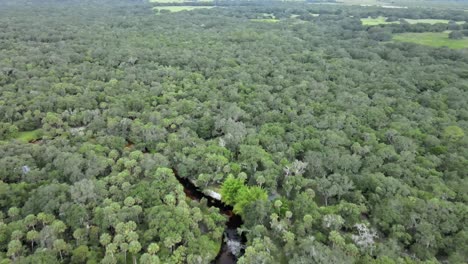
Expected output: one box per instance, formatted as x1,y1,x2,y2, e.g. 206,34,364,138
28,138,243,262
172,169,245,264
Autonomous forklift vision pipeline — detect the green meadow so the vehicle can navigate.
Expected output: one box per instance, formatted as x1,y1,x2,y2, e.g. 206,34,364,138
14,129,42,143
393,32,468,49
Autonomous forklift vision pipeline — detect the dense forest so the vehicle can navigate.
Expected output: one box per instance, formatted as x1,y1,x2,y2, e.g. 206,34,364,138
0,0,467,263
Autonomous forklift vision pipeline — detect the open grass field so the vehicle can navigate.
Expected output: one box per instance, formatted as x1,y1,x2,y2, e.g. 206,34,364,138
361,16,399,25
393,32,468,49
154,6,213,12
15,129,42,143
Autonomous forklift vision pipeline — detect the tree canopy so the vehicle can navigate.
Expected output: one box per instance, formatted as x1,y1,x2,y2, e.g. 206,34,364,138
0,0,467,263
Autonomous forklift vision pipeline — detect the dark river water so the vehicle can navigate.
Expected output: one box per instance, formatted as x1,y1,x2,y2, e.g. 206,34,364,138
173,169,244,264
30,139,246,263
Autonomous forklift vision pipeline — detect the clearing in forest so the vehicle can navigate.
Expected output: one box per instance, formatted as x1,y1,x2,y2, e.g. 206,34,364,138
14,129,42,143
362,16,465,25
393,32,468,49
405,18,465,24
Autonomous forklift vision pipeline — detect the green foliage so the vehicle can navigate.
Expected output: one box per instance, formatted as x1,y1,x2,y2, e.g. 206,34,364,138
233,186,268,215
0,123,19,140
448,30,464,40
221,176,267,215
71,245,90,263
220,175,244,206
0,1,467,263
443,126,465,142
